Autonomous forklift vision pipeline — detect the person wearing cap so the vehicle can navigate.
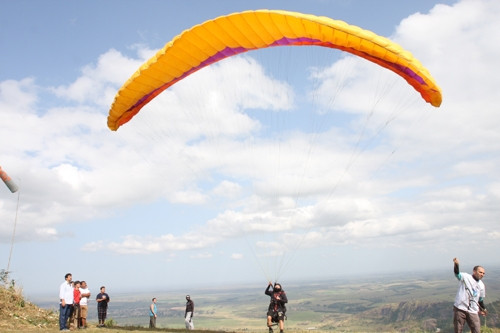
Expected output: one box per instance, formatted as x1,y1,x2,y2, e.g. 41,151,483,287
184,295,194,330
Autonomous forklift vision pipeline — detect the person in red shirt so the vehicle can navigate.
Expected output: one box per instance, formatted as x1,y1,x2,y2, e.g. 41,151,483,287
71,281,82,329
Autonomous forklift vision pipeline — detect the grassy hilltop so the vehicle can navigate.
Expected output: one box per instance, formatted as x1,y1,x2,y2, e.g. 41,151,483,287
3,270,500,333
0,281,57,331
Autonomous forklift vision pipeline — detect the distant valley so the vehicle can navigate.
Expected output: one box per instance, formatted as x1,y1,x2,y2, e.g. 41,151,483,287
32,269,500,332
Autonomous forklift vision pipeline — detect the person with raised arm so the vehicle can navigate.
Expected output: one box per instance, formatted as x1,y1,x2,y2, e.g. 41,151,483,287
452,257,487,333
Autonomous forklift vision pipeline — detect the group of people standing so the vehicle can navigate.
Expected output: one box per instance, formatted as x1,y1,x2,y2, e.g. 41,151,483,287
263,259,488,333
59,261,484,333
148,294,195,330
58,273,110,331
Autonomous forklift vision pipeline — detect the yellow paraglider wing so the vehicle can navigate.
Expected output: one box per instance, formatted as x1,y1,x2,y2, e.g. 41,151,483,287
108,9,442,131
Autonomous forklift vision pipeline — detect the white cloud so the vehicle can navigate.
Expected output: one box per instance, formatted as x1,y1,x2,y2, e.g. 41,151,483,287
51,49,148,105
212,180,242,198
191,252,213,259
231,253,243,260
81,241,105,252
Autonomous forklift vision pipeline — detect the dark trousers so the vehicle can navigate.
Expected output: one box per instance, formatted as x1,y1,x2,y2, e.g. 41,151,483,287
59,303,72,330
98,306,108,323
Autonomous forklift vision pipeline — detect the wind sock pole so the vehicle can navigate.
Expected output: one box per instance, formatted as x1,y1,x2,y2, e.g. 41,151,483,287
6,188,20,275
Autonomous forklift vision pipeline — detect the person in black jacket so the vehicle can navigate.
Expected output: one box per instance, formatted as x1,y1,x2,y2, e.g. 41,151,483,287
265,282,288,333
184,295,194,330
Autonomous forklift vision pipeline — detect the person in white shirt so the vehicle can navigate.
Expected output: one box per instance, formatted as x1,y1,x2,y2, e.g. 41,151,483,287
79,281,91,328
59,273,74,331
453,258,487,333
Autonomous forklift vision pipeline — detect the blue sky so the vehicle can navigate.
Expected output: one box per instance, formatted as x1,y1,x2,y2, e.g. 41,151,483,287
1,0,499,300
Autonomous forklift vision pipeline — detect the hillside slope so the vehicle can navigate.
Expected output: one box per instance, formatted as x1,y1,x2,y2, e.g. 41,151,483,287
0,284,58,330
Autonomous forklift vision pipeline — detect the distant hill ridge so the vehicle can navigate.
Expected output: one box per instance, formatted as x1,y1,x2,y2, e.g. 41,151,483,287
373,300,451,331
377,300,450,321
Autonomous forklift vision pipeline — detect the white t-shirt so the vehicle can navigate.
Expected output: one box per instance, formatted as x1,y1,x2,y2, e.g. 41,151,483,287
454,272,485,313
79,287,90,306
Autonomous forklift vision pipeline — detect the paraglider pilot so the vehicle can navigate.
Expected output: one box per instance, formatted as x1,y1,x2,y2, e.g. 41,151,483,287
265,282,287,333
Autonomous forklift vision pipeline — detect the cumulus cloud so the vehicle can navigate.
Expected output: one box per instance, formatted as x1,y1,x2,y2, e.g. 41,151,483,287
88,0,500,257
231,253,244,260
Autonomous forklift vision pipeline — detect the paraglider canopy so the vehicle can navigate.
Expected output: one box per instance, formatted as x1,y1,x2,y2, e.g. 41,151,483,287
107,9,442,131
